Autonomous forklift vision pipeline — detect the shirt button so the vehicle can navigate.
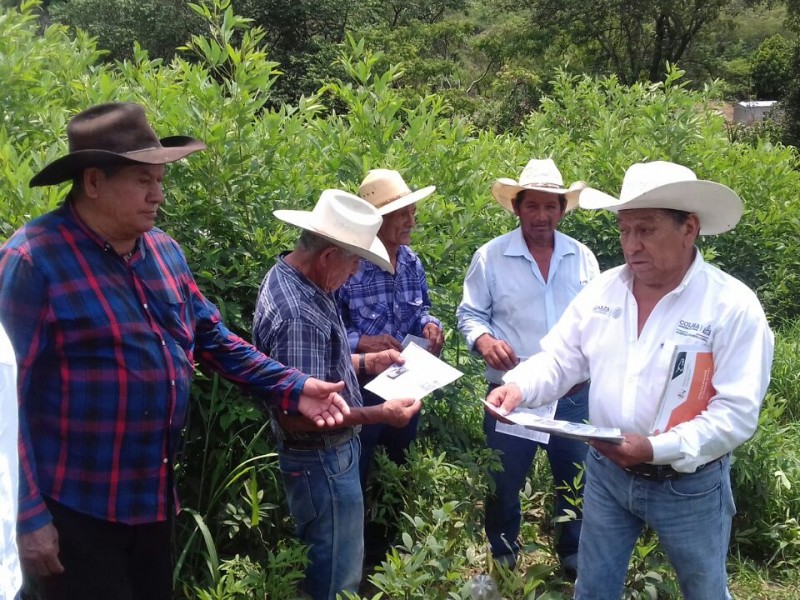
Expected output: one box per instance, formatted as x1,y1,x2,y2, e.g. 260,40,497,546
171,380,176,387
161,340,166,346
163,458,168,464
143,303,148,309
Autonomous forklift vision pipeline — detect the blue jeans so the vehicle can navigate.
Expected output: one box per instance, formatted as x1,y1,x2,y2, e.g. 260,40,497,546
278,437,364,600
483,383,589,564
575,448,734,600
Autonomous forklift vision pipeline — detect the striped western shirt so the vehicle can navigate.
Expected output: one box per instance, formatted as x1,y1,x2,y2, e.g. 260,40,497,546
252,256,361,411
337,245,441,352
0,202,307,534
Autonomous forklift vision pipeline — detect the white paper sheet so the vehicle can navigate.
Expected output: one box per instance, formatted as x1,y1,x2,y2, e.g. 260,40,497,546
365,342,462,401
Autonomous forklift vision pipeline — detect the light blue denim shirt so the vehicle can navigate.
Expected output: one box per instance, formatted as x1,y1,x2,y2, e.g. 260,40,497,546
457,227,599,384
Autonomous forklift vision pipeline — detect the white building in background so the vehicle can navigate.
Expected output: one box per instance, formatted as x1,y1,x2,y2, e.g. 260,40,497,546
733,100,779,125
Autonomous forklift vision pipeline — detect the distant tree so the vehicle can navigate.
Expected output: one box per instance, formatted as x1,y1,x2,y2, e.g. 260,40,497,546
512,0,734,83
49,0,202,61
751,34,793,98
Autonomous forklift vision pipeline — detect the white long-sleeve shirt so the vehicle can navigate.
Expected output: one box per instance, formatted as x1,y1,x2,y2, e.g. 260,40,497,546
504,251,774,472
0,323,21,599
457,228,599,384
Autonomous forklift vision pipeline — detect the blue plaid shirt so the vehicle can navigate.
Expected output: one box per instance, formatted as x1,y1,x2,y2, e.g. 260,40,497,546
0,203,308,533
337,245,441,351
252,256,361,411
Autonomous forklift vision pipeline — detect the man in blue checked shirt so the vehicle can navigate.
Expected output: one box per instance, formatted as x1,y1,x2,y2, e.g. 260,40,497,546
457,158,599,579
337,169,444,566
253,189,421,600
0,103,349,600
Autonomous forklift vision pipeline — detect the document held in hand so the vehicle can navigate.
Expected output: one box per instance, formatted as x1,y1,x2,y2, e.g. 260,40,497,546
482,400,624,444
652,344,716,434
365,342,463,401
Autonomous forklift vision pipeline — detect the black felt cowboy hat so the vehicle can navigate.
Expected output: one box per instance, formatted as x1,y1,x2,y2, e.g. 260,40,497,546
30,102,207,187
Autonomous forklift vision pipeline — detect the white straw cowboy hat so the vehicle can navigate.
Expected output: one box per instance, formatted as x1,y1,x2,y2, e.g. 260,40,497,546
274,189,393,273
491,158,586,214
30,102,206,187
358,169,435,215
578,161,743,235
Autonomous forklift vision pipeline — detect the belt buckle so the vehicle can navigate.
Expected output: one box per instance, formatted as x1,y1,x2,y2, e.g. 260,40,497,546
625,464,680,481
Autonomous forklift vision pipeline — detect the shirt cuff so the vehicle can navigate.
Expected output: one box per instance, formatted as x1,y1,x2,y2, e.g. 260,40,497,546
419,315,442,331
465,326,493,353
648,430,683,465
281,372,310,415
17,496,53,535
347,331,360,352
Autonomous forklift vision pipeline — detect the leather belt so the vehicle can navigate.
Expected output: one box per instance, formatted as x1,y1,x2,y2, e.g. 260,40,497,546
564,381,588,397
280,427,356,451
624,455,723,481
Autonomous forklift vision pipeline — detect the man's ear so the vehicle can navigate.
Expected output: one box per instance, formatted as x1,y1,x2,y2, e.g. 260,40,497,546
81,167,103,199
685,213,701,244
319,244,340,265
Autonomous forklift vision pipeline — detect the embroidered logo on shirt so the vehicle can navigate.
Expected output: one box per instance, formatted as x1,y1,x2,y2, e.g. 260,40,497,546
592,305,623,319
676,320,713,343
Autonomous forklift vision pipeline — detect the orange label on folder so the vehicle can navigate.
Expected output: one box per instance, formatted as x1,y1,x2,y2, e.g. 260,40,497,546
652,346,716,434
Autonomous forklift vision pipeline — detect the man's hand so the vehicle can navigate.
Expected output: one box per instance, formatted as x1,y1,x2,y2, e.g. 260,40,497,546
19,522,64,577
357,334,402,353
589,434,654,469
367,349,404,375
485,383,523,416
380,397,422,427
474,334,518,371
422,323,444,356
297,378,350,427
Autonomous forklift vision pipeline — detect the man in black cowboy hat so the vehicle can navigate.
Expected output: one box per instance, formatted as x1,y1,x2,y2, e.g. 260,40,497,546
0,102,349,600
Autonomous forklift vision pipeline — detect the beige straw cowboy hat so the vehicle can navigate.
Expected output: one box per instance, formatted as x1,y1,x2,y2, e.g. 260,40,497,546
274,189,393,273
358,169,435,215
578,161,743,235
30,102,206,187
492,158,586,213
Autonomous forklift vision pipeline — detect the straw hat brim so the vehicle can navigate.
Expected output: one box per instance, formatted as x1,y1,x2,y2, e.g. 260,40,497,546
274,209,394,273
30,136,207,187
376,185,436,215
491,178,585,213
578,180,743,235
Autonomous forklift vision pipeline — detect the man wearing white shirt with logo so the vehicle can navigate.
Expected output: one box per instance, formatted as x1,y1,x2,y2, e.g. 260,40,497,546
458,159,600,577
0,321,22,599
487,161,774,599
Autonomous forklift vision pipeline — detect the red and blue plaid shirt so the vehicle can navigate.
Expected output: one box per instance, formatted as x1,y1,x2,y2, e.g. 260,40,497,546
0,202,307,534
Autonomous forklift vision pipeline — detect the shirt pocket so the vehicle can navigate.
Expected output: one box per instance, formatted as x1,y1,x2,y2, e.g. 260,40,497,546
399,294,425,328
356,302,390,336
147,287,194,360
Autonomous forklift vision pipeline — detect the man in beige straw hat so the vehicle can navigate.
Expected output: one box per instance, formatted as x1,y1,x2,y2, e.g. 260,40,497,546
252,189,422,600
457,157,599,578
486,160,774,598
0,102,349,600
336,168,443,566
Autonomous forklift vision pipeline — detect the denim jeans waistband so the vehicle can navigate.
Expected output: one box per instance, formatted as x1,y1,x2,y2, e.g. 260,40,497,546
624,454,724,481
281,427,357,451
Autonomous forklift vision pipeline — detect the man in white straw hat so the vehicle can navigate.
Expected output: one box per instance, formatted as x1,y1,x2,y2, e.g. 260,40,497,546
486,160,774,598
0,102,350,600
457,158,599,578
337,168,443,566
252,189,422,600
